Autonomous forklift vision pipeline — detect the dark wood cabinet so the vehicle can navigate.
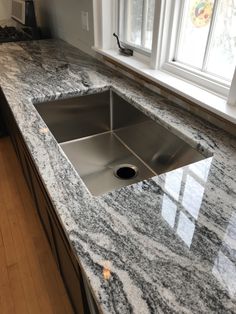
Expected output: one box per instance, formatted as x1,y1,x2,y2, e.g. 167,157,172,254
27,157,59,266
0,95,7,138
48,207,86,314
0,90,98,314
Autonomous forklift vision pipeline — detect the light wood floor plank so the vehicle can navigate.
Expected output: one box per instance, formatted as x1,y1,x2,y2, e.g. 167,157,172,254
1,141,54,313
7,263,29,314
4,138,73,314
0,227,3,247
0,246,16,314
0,140,42,314
0,148,18,267
0,137,74,314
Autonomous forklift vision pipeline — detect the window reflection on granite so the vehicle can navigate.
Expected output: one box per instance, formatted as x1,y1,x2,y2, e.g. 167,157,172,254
212,213,236,298
161,158,212,248
176,211,195,247
182,175,204,220
161,194,177,228
212,250,236,298
160,157,236,297
223,212,236,259
164,168,183,201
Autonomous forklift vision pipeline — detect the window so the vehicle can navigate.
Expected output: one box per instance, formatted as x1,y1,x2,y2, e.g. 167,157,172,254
118,0,155,52
117,0,236,95
93,0,236,108
163,0,236,96
175,0,236,82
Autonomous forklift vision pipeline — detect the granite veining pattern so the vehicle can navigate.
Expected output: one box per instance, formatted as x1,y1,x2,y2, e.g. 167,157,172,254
0,40,236,313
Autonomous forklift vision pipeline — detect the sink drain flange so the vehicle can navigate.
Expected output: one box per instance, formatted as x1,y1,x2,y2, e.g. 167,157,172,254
113,164,138,180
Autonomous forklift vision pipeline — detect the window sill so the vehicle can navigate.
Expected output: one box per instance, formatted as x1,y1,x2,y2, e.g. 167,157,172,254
93,47,236,125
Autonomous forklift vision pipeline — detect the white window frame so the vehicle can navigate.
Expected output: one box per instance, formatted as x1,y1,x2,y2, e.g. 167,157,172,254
92,0,236,119
159,0,231,98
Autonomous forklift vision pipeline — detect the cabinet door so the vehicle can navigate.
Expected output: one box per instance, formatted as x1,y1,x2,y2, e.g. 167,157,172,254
0,110,7,137
15,134,35,193
48,208,90,314
29,165,59,266
0,92,8,137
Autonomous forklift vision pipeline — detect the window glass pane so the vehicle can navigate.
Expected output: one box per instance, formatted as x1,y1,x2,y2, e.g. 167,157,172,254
125,0,143,46
120,0,155,51
206,0,236,81
145,0,155,50
176,0,214,68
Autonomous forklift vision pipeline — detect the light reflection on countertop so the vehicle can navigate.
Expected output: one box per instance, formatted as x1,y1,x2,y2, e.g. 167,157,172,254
161,158,212,248
212,212,236,299
160,157,236,300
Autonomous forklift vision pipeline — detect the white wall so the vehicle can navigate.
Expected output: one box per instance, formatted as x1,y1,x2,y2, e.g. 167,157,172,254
0,0,12,21
34,0,95,55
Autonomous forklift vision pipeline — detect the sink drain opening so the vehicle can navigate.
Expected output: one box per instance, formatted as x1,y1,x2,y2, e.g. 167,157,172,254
114,164,138,180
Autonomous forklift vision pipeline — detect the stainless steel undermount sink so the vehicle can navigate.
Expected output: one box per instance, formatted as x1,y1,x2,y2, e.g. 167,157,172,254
34,90,206,196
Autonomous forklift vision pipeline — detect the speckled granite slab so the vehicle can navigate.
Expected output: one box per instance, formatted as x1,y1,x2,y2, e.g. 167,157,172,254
0,40,236,313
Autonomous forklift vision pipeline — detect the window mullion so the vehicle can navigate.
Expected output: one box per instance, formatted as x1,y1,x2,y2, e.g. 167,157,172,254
150,0,166,69
174,0,189,62
202,0,220,72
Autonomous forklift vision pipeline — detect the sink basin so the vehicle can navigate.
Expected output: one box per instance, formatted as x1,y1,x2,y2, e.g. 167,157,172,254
34,90,205,196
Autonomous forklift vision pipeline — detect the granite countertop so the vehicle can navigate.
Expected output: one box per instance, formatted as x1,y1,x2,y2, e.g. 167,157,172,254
0,39,236,313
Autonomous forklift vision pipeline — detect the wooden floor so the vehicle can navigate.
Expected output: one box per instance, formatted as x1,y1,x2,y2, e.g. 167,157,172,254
0,137,73,314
